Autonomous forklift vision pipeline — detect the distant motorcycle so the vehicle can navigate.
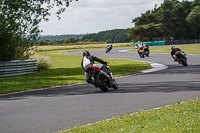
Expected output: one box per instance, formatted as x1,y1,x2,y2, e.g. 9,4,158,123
106,44,112,53
144,48,149,57
86,64,118,91
174,50,187,66
143,43,149,57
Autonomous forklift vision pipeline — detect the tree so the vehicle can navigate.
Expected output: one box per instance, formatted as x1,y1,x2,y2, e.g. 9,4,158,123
154,0,179,37
38,40,48,46
130,0,200,40
0,0,78,61
106,39,112,43
82,29,131,43
128,23,163,42
186,6,200,38
63,37,77,43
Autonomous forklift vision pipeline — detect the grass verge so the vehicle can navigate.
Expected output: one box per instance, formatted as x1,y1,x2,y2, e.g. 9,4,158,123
59,98,200,133
35,43,132,51
0,53,151,94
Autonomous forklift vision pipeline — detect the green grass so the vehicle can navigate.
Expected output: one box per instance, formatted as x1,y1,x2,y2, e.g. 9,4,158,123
128,44,200,55
59,98,200,133
0,53,151,94
35,43,132,52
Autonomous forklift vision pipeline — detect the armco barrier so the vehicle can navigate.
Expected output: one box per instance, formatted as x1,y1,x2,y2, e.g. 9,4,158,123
135,41,165,47
165,39,200,45
0,59,37,77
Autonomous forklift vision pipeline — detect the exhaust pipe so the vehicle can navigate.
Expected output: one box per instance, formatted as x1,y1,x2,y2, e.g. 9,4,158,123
100,70,110,80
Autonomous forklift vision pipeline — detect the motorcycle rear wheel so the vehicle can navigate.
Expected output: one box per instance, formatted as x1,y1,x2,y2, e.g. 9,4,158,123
142,53,145,58
94,74,109,92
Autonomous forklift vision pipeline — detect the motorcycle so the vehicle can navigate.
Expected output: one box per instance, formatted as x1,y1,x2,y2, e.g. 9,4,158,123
106,44,112,53
86,64,118,91
174,50,187,66
144,48,149,57
138,48,145,58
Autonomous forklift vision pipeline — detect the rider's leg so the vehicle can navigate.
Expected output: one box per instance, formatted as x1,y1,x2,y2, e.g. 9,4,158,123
85,72,98,88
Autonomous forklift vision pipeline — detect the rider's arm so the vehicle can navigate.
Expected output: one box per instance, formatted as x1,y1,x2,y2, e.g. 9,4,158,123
81,60,83,69
92,55,107,64
171,51,174,57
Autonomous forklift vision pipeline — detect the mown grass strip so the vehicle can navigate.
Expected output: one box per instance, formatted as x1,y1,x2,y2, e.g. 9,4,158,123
59,98,200,133
35,43,132,51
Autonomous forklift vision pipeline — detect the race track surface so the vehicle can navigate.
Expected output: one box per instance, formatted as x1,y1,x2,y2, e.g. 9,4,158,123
1,47,200,133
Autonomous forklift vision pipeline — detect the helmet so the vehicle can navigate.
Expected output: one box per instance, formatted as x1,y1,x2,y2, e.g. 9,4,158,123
138,41,141,43
171,46,175,50
83,51,90,56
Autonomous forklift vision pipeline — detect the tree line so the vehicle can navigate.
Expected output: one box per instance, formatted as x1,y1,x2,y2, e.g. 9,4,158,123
38,29,132,45
81,29,132,43
1,0,200,61
39,34,86,41
128,0,200,42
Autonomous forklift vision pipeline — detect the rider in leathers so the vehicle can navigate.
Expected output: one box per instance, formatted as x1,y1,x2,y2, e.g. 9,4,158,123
171,46,182,61
136,41,143,54
81,51,114,86
143,42,149,55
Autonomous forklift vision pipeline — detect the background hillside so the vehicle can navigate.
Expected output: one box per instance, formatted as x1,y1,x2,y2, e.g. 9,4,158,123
38,34,87,41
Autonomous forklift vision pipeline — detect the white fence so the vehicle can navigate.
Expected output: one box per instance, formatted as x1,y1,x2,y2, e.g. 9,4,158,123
0,59,37,77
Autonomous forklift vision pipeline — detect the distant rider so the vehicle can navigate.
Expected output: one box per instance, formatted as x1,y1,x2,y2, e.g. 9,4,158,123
107,44,112,50
170,46,182,61
143,42,149,54
106,44,112,53
136,41,143,54
81,50,114,86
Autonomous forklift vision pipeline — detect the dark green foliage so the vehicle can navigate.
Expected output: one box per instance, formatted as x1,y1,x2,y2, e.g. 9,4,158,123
128,23,163,42
129,0,200,41
63,37,77,43
82,29,131,43
186,6,200,39
38,40,53,45
0,0,78,61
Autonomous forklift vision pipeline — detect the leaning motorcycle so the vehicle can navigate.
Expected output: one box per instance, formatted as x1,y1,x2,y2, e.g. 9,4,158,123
138,48,145,58
174,50,187,66
106,44,112,53
86,64,118,91
144,48,149,57
106,47,111,53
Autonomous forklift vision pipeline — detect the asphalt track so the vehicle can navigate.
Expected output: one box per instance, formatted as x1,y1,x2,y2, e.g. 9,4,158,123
1,47,200,133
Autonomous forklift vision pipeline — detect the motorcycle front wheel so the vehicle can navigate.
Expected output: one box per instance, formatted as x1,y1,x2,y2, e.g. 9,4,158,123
112,80,118,90
94,74,109,92
180,58,187,66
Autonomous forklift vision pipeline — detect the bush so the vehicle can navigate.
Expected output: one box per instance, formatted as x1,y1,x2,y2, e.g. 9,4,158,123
63,37,77,43
31,55,52,71
106,39,112,43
